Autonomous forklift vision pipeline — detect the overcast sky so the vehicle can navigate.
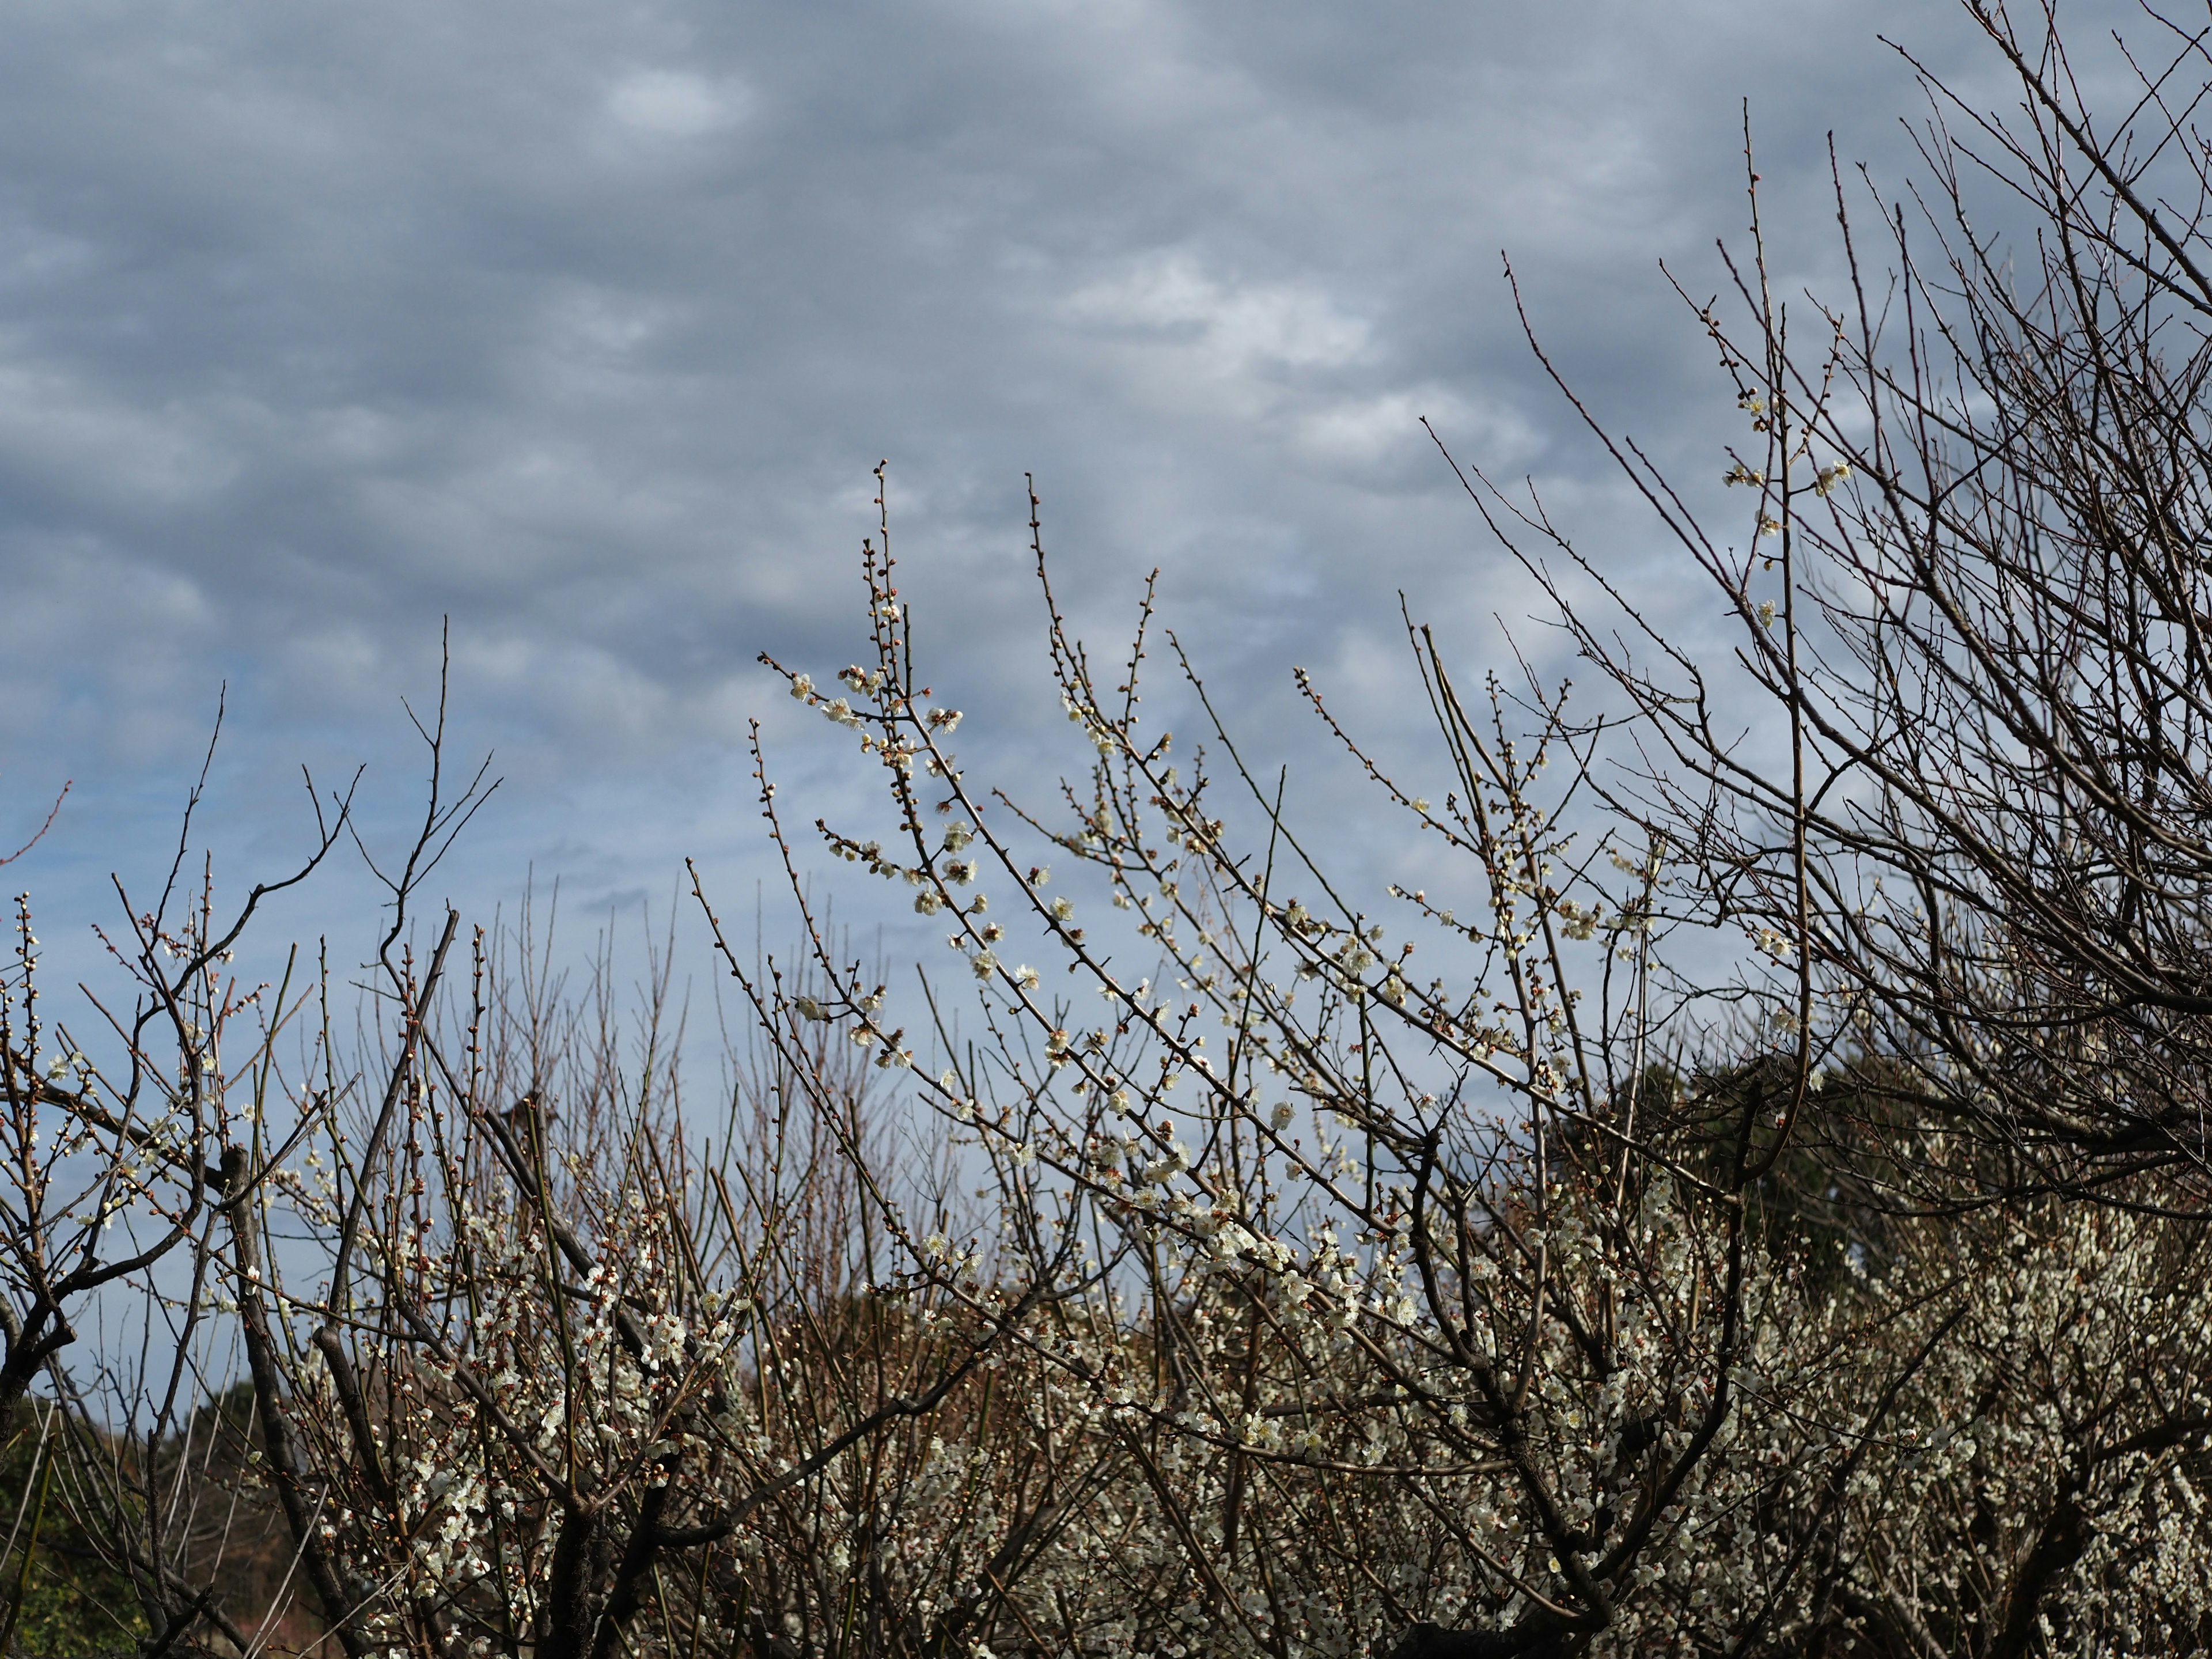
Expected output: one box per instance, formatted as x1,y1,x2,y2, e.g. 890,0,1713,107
0,0,2128,992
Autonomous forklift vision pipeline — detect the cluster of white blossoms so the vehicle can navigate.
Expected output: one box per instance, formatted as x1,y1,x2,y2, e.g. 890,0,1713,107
289,1183,757,1647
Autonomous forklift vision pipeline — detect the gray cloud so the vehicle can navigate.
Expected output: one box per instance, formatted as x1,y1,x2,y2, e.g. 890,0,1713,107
0,0,2107,975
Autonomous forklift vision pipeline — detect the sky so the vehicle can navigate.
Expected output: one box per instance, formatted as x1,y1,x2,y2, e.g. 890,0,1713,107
0,0,2128,1008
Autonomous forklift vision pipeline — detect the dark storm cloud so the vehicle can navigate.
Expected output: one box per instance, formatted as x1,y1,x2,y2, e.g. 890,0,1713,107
0,0,2108,963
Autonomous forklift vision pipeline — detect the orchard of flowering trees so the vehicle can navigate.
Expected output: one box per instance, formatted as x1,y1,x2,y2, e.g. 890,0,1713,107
10,2,2212,1656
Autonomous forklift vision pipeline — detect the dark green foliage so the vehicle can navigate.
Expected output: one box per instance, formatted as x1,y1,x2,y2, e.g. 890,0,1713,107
0,1407,148,1657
